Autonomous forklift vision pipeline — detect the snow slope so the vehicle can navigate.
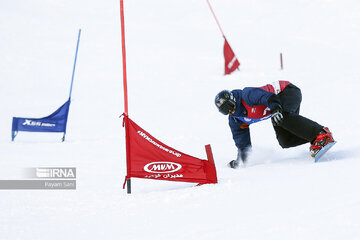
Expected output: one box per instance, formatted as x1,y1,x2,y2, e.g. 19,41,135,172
0,0,360,239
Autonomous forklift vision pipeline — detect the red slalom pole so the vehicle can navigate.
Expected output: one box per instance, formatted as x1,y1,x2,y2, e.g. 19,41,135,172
120,0,131,194
206,0,225,37
120,0,128,116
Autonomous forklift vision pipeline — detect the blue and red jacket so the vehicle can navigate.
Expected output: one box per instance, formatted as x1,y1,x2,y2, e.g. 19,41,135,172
229,81,290,149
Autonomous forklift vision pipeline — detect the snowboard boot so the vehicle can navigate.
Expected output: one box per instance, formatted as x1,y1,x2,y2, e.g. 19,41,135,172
310,127,334,157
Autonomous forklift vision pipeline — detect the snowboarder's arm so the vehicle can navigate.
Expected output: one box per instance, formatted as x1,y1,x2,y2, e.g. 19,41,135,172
242,87,281,109
229,116,251,149
236,146,251,163
268,92,283,125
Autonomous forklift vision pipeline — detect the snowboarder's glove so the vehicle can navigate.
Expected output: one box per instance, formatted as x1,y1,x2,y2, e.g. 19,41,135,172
271,105,283,126
229,160,240,169
268,94,281,109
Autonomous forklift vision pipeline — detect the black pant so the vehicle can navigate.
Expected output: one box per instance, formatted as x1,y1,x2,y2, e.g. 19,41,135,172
274,84,323,148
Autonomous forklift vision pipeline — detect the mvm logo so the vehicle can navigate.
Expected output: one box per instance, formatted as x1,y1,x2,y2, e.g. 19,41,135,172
144,162,182,174
36,168,76,179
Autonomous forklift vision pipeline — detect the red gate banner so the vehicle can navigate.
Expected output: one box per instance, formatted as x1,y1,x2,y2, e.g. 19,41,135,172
123,116,217,187
224,38,240,75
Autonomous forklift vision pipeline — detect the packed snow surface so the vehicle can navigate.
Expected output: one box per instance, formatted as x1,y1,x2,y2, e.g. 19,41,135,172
1,0,360,239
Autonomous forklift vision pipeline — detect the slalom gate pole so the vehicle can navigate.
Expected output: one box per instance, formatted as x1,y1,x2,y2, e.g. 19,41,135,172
280,53,284,70
63,29,82,142
206,0,225,37
69,29,81,100
120,0,131,194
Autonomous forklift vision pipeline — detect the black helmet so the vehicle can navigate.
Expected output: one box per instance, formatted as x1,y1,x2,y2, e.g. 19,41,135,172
215,90,236,115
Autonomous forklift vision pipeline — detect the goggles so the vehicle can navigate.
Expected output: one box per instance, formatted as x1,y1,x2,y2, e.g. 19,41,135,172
218,99,236,115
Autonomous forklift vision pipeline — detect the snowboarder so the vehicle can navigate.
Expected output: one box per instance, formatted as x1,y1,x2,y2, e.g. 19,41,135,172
214,81,335,168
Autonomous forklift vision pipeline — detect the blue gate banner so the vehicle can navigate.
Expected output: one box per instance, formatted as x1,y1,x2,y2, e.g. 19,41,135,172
11,29,81,142
12,99,70,140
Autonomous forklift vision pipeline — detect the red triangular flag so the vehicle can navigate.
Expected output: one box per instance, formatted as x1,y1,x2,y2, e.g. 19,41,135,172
223,38,240,75
123,116,218,187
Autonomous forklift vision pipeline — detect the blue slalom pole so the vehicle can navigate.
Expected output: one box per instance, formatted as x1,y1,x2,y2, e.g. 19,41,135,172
63,29,81,142
69,29,81,100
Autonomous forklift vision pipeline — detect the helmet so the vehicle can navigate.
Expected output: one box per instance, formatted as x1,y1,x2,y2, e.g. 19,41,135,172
215,90,236,115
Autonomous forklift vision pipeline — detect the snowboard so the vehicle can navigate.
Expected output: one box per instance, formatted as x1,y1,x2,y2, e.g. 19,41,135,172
314,142,336,162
